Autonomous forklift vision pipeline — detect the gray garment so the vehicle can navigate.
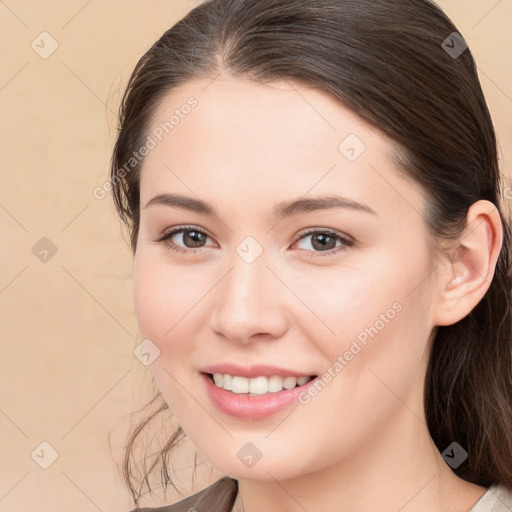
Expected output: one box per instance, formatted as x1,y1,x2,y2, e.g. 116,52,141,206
130,477,237,512
131,477,512,512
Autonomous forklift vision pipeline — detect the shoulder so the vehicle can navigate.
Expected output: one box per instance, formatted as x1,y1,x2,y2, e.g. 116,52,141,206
127,476,238,512
468,483,512,512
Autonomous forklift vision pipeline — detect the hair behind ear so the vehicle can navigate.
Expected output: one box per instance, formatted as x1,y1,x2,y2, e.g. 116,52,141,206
425,213,512,488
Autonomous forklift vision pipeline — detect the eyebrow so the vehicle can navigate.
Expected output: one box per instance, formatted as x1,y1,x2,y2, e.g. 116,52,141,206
143,193,377,219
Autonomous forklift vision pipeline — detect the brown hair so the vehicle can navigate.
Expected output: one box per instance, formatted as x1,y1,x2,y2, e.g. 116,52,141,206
109,0,512,507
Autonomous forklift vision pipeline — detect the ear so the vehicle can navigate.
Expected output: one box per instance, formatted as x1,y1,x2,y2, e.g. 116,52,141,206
433,200,504,326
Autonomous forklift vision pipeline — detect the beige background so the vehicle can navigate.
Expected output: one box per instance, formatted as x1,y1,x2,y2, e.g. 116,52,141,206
1,1,511,511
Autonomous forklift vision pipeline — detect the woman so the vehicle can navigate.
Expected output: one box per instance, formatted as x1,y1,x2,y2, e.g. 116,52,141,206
109,0,512,510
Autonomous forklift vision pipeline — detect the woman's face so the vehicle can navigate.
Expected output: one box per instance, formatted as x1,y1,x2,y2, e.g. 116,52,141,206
133,76,442,481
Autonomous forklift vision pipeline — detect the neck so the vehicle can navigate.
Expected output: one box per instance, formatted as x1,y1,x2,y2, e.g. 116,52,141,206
231,406,486,512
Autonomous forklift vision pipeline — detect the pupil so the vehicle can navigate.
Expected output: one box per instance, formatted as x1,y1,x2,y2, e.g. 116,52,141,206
313,234,335,251
185,231,204,247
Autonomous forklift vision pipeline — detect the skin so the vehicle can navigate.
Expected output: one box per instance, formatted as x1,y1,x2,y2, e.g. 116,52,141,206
132,74,503,512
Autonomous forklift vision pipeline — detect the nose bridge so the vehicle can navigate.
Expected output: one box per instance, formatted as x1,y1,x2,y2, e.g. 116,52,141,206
211,246,286,343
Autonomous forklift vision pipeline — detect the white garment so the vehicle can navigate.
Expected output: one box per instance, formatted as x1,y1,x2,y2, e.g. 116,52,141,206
468,484,512,512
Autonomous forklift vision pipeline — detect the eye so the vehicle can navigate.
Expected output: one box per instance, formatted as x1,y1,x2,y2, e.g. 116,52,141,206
291,228,354,257
153,225,354,257
152,225,215,254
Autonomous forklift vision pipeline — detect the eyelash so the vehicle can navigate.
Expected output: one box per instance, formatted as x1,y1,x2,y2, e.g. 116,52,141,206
152,225,354,258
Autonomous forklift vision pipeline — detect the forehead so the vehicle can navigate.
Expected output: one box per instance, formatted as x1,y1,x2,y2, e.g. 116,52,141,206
139,76,425,221
144,76,389,163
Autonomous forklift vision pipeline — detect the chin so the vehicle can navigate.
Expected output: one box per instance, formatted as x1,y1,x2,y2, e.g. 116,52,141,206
208,453,306,482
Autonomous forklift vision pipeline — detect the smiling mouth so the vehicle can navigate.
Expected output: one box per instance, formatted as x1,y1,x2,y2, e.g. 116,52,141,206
205,372,317,395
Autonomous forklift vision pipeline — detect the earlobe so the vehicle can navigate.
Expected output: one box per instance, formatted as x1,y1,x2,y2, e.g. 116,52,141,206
434,200,503,327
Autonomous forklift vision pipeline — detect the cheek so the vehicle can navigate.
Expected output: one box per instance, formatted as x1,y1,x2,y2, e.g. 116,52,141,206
133,250,205,345
133,252,200,408
290,259,417,351
133,267,169,345
333,278,433,421
295,251,434,387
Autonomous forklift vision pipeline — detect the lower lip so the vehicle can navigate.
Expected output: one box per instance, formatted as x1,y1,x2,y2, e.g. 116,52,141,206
201,372,318,420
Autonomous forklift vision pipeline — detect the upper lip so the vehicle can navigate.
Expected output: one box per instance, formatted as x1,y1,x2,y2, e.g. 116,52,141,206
201,363,316,379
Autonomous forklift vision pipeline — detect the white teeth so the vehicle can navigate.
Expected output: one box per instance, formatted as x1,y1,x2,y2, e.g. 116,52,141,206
223,374,232,391
213,373,223,387
211,373,314,394
249,376,268,395
231,376,249,393
268,375,283,392
282,376,297,389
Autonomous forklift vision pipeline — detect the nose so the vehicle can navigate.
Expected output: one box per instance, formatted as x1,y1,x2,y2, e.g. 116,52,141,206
209,250,288,345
